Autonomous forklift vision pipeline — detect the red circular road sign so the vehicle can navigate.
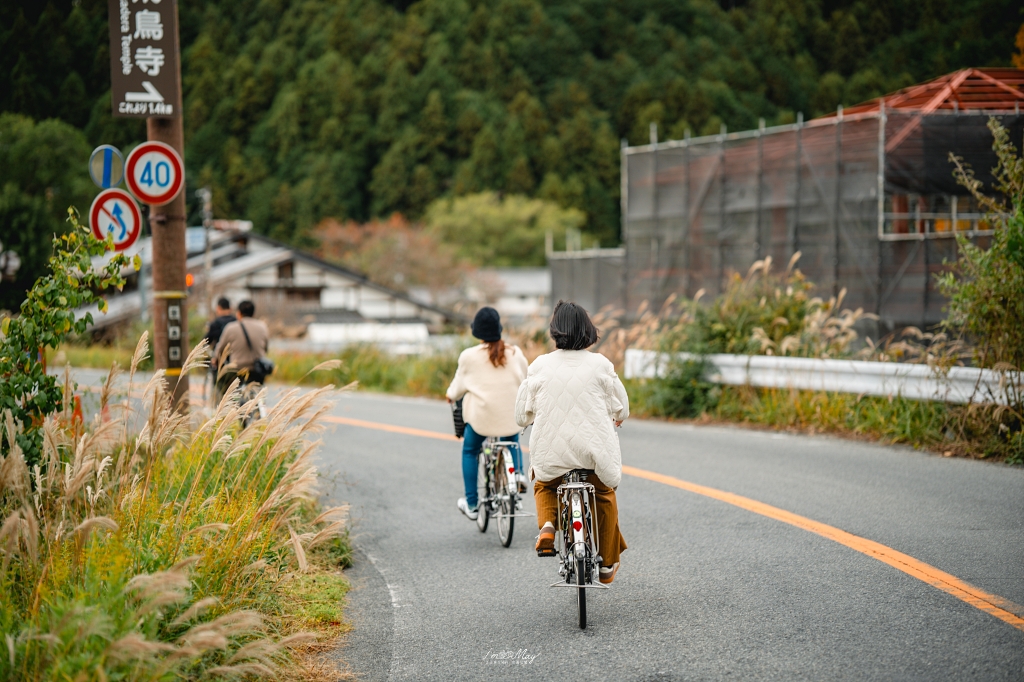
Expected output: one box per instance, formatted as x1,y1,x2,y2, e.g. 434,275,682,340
89,188,142,251
125,141,184,206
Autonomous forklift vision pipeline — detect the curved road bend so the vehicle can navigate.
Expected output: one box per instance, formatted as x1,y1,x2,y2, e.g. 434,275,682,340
60,371,1024,680
315,391,1024,681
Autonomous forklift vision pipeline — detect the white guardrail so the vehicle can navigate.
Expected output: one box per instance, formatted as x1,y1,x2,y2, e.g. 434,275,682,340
623,350,1022,405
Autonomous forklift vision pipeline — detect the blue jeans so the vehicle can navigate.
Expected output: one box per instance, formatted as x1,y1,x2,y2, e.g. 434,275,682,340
462,423,522,509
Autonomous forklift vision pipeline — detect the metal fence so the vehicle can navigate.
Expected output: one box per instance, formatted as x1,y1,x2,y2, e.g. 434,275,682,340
548,248,624,314
621,110,1023,330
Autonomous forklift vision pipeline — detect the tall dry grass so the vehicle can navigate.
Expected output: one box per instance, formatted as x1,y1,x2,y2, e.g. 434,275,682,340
0,334,350,680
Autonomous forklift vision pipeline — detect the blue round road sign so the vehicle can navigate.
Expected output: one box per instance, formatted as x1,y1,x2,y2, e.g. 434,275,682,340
89,145,125,189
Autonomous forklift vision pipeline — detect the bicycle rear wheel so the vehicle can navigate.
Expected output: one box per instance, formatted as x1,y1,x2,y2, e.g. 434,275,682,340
239,382,263,427
576,556,587,629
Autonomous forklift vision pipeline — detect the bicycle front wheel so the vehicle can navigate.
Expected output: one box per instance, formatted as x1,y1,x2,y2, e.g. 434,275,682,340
496,490,515,547
576,557,587,629
476,454,489,532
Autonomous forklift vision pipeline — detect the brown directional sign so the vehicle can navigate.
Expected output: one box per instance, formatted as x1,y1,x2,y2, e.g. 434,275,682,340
108,0,181,118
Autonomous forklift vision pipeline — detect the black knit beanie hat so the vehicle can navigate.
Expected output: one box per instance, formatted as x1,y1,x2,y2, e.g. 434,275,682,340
471,307,502,342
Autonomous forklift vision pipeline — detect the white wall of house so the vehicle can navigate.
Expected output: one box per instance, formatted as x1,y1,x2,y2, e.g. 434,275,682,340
307,322,429,344
321,287,359,309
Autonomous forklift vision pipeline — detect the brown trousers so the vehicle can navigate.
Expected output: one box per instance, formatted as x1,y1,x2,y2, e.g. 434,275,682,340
534,472,627,567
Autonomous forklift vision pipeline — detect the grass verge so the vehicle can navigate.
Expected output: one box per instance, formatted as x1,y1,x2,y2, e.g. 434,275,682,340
627,378,1022,463
2,339,355,680
49,344,460,398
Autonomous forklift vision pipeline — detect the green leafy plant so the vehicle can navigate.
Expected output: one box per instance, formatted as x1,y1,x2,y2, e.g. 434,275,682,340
424,192,585,266
0,208,135,464
0,114,94,310
659,254,869,359
940,118,1024,462
943,118,1024,371
646,358,719,419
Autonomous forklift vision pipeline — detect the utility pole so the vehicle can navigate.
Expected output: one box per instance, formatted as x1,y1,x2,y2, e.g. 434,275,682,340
108,0,189,408
148,112,189,408
197,186,213,310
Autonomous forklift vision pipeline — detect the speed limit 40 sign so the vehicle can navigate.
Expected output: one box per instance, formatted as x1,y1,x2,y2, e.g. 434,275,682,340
125,141,184,205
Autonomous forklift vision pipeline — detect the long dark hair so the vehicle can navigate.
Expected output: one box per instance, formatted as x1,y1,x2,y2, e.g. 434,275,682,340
485,339,507,367
549,300,598,350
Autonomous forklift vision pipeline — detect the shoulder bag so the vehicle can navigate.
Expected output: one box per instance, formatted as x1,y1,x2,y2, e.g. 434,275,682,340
239,321,275,383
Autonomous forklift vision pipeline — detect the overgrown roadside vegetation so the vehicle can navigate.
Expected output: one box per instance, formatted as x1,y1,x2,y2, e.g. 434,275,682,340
2,217,355,680
2,345,355,679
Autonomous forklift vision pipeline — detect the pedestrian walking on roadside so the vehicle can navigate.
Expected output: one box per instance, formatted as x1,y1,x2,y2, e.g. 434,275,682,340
515,300,629,584
204,297,236,350
213,299,271,392
204,297,235,401
446,307,529,521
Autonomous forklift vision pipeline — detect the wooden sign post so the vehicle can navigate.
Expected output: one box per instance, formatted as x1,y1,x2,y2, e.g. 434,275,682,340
108,0,189,408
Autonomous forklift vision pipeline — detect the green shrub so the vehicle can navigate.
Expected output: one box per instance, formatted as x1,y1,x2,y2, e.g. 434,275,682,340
271,344,463,398
941,118,1024,462
646,358,719,419
660,255,868,359
0,209,133,464
942,117,1024,372
424,192,586,267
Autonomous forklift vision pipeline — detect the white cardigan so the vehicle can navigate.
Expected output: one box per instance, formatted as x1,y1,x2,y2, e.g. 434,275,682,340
515,349,629,488
446,344,529,437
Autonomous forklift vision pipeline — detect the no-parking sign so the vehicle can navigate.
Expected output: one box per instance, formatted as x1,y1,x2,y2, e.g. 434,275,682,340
90,188,142,251
125,141,184,206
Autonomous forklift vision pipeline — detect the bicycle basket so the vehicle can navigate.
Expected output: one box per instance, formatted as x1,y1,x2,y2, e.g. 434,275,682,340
451,398,466,438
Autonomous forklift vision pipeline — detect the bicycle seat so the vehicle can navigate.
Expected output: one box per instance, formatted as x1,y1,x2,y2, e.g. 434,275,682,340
564,469,593,483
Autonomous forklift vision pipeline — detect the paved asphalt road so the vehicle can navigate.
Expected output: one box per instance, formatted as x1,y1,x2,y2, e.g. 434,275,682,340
315,391,1024,681
60,370,1024,679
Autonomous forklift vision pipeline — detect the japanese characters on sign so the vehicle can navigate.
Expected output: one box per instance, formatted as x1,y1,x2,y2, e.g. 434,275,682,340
108,0,180,118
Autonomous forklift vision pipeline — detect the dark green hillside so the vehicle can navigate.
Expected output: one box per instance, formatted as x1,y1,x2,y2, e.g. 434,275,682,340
1,0,1021,254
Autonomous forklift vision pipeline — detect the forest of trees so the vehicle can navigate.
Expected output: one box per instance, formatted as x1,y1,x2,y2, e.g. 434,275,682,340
1,0,1021,305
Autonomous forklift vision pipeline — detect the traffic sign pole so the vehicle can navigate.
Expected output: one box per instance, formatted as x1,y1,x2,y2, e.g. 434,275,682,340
108,0,193,408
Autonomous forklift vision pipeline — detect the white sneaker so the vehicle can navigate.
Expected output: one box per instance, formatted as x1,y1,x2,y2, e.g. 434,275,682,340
516,473,529,493
457,497,479,520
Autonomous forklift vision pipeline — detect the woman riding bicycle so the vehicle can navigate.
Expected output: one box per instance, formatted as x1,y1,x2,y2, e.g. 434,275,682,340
446,307,529,521
515,300,628,584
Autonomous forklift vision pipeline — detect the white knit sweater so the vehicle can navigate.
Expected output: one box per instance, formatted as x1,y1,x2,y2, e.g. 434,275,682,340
515,349,629,488
446,344,529,437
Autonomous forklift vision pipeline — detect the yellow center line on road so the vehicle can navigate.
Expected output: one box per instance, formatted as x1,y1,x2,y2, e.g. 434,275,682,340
326,413,1024,632
323,414,459,441
621,465,1024,632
